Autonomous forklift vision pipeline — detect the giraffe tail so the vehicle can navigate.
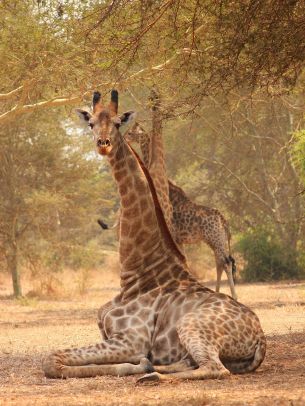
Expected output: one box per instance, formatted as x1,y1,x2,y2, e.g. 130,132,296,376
228,255,237,284
97,218,120,231
223,334,266,374
221,215,237,284
97,219,109,230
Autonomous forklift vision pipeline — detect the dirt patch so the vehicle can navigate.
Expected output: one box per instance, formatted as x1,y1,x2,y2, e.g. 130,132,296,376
0,278,304,405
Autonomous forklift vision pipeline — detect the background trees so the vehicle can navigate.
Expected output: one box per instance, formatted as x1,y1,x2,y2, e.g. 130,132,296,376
164,89,305,280
0,110,117,297
1,0,305,296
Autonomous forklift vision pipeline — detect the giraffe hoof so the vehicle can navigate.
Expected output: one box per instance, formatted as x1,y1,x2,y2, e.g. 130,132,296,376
136,372,162,385
140,358,155,373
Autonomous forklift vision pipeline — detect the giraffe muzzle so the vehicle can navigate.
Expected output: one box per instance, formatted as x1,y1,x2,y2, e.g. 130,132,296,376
96,138,112,155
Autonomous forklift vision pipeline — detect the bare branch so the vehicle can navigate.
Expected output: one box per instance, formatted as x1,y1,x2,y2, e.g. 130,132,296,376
0,96,82,125
192,151,276,215
0,86,23,101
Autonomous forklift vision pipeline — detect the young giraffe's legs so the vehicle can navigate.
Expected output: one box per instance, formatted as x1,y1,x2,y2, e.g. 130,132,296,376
215,253,237,300
138,312,230,384
200,220,237,300
43,332,152,378
215,260,222,293
225,261,237,301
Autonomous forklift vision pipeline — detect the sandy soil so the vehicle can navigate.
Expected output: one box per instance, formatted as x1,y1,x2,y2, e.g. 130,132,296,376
0,270,304,406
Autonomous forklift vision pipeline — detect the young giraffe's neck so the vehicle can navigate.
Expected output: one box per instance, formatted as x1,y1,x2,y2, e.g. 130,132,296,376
127,123,150,167
107,136,193,300
148,93,173,234
139,131,150,168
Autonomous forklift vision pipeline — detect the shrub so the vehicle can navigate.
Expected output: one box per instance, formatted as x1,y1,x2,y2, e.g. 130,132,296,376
236,228,303,282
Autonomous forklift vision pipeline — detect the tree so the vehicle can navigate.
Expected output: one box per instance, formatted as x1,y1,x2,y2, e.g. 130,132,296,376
0,1,106,126
0,109,115,297
78,0,305,99
2,1,305,128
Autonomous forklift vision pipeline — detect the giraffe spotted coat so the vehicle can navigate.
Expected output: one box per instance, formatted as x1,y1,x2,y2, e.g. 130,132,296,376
43,91,265,382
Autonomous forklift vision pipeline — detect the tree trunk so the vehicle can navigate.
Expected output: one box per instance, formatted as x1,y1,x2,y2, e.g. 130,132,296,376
7,242,22,298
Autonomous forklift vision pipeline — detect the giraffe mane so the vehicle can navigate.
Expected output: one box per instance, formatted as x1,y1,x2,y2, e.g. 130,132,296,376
127,144,187,265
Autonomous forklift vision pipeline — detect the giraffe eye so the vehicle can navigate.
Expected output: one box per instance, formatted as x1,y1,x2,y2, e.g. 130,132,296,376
88,123,94,129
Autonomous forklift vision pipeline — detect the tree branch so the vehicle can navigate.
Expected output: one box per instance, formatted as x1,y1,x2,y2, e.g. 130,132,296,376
0,96,82,125
0,86,24,101
192,152,276,215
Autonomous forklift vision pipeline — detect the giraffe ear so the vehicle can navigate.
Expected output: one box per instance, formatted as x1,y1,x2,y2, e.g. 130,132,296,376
75,109,92,124
119,111,136,126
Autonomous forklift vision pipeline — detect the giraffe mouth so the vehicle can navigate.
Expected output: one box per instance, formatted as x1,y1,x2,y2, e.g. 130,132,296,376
97,145,113,156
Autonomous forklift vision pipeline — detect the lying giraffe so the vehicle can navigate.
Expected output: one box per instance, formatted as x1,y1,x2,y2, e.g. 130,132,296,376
43,90,265,381
123,120,237,300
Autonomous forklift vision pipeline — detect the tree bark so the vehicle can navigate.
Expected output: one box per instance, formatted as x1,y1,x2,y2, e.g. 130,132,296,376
7,241,22,298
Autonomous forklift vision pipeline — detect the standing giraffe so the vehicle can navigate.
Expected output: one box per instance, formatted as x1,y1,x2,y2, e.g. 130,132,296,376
43,90,265,381
123,118,237,300
144,89,174,234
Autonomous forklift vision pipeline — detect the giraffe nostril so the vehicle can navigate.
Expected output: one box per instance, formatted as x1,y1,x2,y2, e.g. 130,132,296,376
97,139,102,147
105,139,110,146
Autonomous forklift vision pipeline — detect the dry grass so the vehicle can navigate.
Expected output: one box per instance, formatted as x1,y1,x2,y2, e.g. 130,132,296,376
0,270,305,406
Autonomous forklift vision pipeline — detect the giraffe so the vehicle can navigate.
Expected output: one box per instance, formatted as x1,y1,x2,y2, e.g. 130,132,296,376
98,90,173,231
42,90,265,382
123,120,237,300
143,88,174,234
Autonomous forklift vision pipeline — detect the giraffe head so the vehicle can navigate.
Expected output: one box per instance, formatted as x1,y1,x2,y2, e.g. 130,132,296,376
124,122,145,144
76,90,136,156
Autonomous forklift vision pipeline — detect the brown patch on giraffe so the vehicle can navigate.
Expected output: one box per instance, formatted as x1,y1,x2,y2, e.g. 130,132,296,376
129,219,143,237
134,177,148,194
124,206,140,219
121,191,136,207
126,302,140,313
154,337,168,353
127,156,138,171
120,221,131,238
116,317,129,330
135,230,151,246
115,169,128,182
143,212,155,227
137,308,150,319
140,198,149,211
168,328,178,343
114,160,125,171
124,176,133,190
110,308,125,318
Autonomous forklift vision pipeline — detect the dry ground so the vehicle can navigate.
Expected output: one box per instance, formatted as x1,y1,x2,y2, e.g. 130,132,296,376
0,269,305,406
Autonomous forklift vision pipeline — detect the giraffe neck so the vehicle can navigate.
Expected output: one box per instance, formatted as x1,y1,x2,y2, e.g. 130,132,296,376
107,137,191,300
126,123,150,167
138,131,150,168
143,96,173,234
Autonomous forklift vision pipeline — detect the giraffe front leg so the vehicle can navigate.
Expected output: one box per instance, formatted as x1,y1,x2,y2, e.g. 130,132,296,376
153,359,195,374
137,363,230,384
44,357,153,379
43,333,153,378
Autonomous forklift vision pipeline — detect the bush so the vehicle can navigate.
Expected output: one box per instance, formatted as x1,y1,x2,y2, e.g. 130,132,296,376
236,228,304,282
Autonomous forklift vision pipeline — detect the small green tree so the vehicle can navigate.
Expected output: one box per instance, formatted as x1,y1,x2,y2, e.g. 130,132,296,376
236,228,304,282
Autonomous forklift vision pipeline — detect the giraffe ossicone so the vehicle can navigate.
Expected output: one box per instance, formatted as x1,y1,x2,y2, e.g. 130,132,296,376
42,90,265,382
